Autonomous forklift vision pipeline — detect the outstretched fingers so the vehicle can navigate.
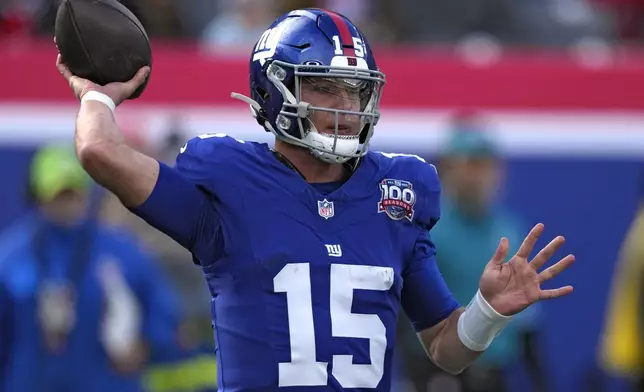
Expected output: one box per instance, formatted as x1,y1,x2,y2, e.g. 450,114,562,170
539,285,574,300
537,254,575,300
530,235,566,271
488,237,510,266
515,223,544,260
538,254,575,283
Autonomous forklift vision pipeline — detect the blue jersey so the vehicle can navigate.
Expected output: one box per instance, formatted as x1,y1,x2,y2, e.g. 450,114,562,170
132,133,459,391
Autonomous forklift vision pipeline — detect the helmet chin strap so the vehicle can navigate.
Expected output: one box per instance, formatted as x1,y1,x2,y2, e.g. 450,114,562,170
230,92,263,120
230,91,309,136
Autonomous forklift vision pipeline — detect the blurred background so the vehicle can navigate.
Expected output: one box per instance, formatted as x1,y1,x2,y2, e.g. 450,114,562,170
1,0,644,391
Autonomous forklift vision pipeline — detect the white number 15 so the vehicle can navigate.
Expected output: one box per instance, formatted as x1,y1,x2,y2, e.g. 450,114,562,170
273,263,394,388
332,35,365,57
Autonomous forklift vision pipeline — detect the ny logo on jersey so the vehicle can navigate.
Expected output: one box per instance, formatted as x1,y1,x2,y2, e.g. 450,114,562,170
325,244,342,258
378,179,416,221
318,199,335,219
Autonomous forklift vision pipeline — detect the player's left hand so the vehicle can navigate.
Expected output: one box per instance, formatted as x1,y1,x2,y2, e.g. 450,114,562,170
479,223,574,316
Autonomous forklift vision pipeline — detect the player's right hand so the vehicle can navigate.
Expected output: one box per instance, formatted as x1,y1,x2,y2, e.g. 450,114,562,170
56,53,150,106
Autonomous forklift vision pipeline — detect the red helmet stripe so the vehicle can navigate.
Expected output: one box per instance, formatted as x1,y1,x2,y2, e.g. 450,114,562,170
324,10,356,57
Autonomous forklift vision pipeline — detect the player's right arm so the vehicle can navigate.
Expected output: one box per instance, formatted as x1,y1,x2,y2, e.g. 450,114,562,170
56,56,156,207
75,100,158,207
75,103,223,261
57,59,223,262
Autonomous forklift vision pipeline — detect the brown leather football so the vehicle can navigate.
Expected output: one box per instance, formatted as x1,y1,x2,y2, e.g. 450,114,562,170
54,0,152,99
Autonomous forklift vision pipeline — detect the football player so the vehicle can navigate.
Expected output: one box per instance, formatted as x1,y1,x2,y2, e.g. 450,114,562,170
55,8,575,391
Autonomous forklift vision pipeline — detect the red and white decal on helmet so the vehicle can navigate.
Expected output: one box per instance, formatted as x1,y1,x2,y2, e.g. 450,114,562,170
325,11,357,57
330,56,369,70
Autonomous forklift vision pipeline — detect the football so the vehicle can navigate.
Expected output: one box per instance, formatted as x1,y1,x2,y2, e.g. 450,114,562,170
54,0,152,99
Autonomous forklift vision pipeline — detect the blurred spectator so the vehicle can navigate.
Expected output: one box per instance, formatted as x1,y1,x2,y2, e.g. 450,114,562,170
101,116,212,341
396,112,549,392
600,184,644,390
174,0,219,39
21,0,142,36
320,0,395,42
201,0,279,51
33,0,181,38
323,0,602,46
0,0,626,47
0,145,182,392
133,0,183,38
280,0,317,10
377,0,519,44
100,119,218,390
0,0,47,36
593,0,644,42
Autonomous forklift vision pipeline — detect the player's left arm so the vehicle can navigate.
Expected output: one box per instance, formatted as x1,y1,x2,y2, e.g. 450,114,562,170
401,232,482,374
401,155,574,375
398,156,485,374
404,227,572,375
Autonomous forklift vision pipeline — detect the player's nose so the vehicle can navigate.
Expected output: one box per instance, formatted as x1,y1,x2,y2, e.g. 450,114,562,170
333,93,359,112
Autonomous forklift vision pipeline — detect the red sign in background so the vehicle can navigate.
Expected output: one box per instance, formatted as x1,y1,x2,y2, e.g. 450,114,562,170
1,40,643,109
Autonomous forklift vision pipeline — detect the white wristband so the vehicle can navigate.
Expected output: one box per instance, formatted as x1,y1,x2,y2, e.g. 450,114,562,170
457,290,512,351
81,91,116,113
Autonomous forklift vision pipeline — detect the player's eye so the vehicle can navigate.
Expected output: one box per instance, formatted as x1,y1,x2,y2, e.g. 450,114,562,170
304,78,371,101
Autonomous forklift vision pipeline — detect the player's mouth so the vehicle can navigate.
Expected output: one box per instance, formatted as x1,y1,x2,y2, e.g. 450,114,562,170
323,124,356,136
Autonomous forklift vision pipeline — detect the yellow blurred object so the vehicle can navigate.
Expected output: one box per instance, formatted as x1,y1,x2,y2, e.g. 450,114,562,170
600,205,644,376
30,144,90,201
144,355,218,392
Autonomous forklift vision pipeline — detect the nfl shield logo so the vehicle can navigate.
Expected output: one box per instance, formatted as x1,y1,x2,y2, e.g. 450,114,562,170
318,199,335,219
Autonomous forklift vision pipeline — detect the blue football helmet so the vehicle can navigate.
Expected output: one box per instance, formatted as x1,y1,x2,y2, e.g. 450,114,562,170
231,9,386,164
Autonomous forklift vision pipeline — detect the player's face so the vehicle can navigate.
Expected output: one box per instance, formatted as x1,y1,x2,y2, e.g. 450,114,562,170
300,77,367,137
40,189,90,227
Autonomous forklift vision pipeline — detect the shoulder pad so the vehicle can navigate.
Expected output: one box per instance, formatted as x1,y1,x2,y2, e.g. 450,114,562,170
174,133,251,194
177,133,249,162
375,152,441,229
179,133,248,154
